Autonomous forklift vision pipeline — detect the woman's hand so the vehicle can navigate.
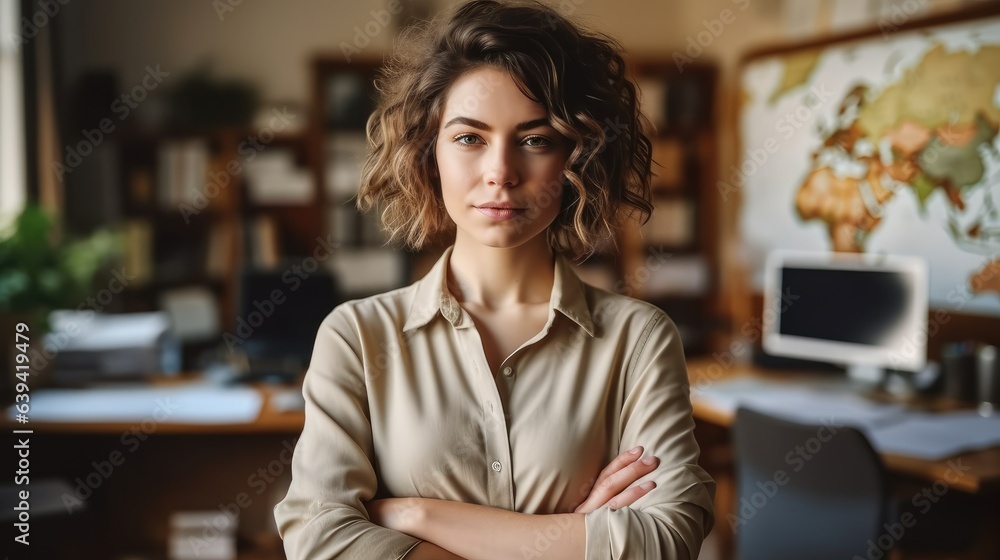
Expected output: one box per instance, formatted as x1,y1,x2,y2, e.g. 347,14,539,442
571,446,660,514
365,497,423,534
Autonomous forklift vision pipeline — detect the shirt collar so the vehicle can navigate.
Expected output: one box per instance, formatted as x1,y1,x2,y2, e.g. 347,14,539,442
403,244,595,337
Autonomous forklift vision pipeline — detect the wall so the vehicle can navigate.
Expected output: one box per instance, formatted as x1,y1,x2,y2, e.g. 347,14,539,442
51,0,986,325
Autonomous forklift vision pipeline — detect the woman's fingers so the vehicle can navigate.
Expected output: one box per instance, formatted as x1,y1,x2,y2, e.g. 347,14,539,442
574,452,660,513
607,480,657,510
593,446,644,489
571,447,643,512
600,455,660,498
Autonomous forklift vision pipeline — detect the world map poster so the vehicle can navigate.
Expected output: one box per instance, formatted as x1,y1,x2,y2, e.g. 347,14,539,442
737,13,1000,316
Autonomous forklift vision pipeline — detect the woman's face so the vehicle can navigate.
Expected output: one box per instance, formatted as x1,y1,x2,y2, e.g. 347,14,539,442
434,66,569,249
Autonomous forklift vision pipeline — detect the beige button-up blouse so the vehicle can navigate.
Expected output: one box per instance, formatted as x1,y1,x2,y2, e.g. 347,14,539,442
274,245,716,559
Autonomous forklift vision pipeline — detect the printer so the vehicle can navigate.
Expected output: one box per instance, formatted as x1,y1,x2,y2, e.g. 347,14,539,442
43,310,181,385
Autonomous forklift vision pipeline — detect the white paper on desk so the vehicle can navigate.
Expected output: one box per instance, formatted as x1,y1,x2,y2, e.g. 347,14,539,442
865,411,1000,460
9,386,263,424
691,377,786,414
693,378,907,431
741,390,908,431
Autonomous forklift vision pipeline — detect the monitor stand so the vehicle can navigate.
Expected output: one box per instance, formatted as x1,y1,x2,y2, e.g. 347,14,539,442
848,364,936,399
840,364,893,398
846,364,885,385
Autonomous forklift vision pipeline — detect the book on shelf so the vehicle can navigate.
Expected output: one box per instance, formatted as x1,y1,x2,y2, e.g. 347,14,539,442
651,138,686,190
123,219,153,287
157,139,210,210
643,256,709,298
128,168,154,208
158,287,220,343
636,76,668,132
245,149,314,205
325,132,367,202
328,204,358,246
206,222,238,280
247,215,281,269
642,198,695,247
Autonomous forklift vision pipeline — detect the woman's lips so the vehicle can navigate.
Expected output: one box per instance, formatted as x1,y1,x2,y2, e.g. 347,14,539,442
475,207,527,221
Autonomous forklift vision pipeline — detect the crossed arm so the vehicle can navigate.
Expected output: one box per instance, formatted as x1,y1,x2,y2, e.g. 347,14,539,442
366,447,661,560
275,308,714,559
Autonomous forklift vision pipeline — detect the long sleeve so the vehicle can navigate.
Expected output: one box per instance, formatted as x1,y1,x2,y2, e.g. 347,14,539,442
273,305,423,560
584,311,716,559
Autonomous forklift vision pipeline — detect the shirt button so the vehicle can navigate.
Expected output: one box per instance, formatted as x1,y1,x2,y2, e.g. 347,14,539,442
491,461,502,472
502,366,514,377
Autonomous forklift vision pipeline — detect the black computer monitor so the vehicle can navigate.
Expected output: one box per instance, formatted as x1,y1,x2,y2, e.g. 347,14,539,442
235,266,342,382
762,250,929,375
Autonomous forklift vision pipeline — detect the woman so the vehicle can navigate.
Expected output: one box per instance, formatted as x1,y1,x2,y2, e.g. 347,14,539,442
274,1,715,558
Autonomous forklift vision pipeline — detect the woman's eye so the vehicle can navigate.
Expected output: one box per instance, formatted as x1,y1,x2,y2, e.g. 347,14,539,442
454,134,482,146
523,136,552,148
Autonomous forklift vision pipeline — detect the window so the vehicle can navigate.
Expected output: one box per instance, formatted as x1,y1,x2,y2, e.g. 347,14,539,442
0,0,26,232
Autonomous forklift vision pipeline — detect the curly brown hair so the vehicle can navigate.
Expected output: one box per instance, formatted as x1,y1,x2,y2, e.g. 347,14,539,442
357,0,653,261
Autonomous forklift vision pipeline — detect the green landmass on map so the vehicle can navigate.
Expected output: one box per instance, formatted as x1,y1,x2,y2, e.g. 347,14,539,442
768,49,822,104
856,44,1000,140
790,41,1000,294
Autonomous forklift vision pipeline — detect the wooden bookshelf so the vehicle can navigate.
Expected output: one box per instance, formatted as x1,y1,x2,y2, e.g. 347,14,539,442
110,126,316,366
622,60,721,356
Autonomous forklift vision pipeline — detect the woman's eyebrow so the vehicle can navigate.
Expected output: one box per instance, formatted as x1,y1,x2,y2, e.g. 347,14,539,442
442,116,551,131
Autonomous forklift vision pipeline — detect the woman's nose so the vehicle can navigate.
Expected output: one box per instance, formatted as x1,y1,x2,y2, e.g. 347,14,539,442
483,144,519,188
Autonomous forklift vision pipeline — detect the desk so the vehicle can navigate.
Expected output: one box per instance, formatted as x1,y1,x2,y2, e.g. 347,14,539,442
8,380,306,435
685,357,1000,494
2,378,306,560
686,357,1000,560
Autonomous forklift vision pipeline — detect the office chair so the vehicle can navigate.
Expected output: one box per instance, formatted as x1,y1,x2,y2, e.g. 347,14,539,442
732,407,983,560
733,407,887,560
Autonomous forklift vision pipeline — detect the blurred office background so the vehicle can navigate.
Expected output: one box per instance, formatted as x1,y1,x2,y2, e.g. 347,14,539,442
2,0,1000,558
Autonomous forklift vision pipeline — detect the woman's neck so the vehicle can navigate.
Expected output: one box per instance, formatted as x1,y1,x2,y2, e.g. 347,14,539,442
446,236,555,311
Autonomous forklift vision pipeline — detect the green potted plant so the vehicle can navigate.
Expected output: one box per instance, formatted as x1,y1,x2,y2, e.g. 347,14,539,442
0,204,122,401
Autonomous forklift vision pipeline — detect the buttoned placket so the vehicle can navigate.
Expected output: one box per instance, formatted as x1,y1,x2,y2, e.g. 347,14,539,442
440,291,557,511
